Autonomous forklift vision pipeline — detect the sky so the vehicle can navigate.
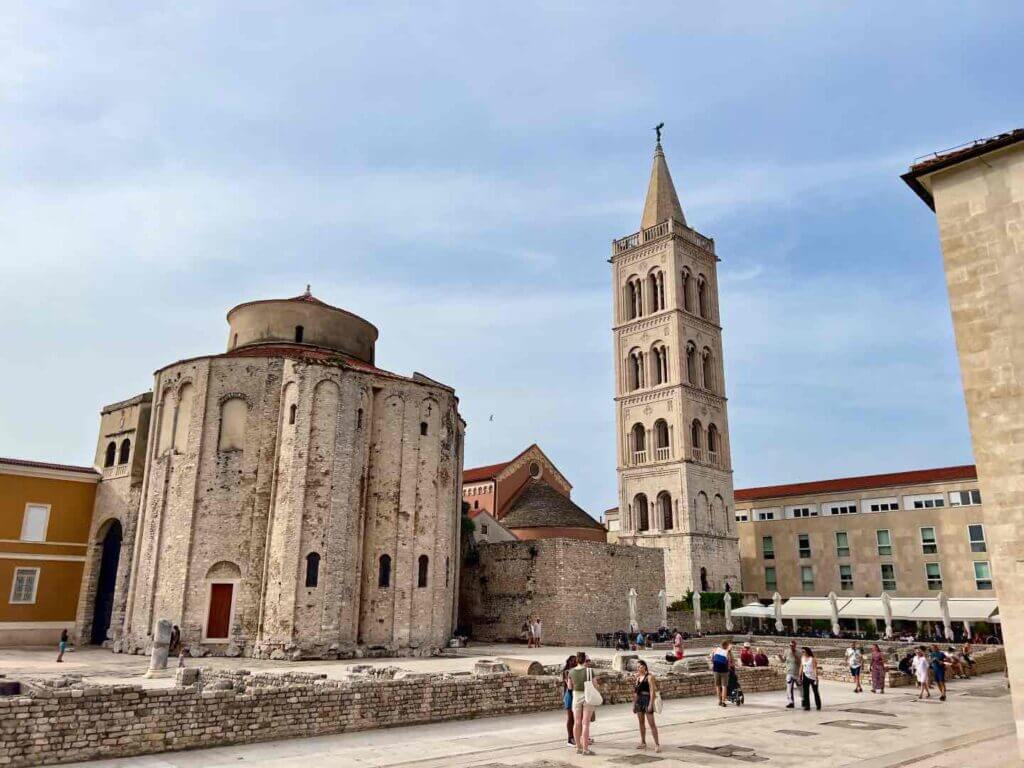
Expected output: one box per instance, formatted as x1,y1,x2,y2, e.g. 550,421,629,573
2,2,1022,517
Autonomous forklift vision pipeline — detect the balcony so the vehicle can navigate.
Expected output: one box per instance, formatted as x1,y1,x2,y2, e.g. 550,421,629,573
655,446,671,461
688,449,726,469
633,450,648,465
102,464,130,480
613,218,715,256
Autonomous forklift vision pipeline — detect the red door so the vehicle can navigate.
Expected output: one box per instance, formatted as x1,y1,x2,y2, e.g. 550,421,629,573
206,583,233,639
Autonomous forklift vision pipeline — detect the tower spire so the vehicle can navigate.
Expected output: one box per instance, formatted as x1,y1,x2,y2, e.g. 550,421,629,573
640,129,686,230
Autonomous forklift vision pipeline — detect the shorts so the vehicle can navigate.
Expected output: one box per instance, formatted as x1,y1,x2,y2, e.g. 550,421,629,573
633,693,651,714
714,671,729,688
563,690,573,710
572,691,587,712
59,642,67,652
850,666,861,677
933,666,946,683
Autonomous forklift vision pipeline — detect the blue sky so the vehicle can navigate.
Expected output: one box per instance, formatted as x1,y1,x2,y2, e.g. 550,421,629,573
2,2,1022,516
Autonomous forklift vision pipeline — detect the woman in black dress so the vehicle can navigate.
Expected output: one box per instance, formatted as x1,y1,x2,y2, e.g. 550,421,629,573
633,660,661,752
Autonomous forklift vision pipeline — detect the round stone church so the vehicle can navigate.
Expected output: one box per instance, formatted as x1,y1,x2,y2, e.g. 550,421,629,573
113,289,464,659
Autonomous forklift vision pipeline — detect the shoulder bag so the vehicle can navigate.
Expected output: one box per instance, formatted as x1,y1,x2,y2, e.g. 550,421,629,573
584,667,604,707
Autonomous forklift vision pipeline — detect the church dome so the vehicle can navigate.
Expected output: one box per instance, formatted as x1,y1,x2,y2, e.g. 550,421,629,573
226,288,378,364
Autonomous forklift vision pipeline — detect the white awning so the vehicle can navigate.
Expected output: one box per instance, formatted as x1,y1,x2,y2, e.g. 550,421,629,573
781,597,850,619
731,604,775,618
910,598,999,622
838,597,924,620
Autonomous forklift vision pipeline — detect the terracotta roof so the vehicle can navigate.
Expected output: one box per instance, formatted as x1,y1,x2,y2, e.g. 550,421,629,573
734,465,977,502
222,343,410,382
287,286,333,307
0,456,99,476
463,461,510,484
501,480,605,531
903,129,1024,209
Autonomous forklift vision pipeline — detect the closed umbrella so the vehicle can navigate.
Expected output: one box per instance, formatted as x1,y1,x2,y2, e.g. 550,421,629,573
828,592,840,636
773,592,784,633
693,591,702,634
881,592,893,639
628,587,638,632
938,592,954,641
724,591,733,632
658,589,667,628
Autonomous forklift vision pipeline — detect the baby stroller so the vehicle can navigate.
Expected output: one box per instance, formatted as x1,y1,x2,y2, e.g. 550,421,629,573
727,668,745,706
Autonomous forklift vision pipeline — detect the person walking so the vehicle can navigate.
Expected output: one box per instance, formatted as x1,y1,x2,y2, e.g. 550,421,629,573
56,628,69,662
710,640,734,707
778,640,801,708
847,641,864,693
632,660,662,753
930,644,950,701
913,647,931,699
869,643,886,693
561,655,577,747
800,647,821,711
569,651,597,755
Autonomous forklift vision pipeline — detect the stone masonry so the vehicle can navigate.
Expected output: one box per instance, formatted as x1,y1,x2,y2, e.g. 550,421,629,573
0,665,783,767
459,538,666,644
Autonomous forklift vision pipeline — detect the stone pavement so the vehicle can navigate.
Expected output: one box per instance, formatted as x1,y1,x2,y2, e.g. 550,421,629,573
58,676,1018,768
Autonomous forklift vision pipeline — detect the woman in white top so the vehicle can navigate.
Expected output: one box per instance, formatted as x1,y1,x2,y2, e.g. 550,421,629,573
800,647,821,711
912,647,932,699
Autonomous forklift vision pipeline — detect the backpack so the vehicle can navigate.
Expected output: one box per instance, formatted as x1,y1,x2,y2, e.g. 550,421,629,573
712,649,730,673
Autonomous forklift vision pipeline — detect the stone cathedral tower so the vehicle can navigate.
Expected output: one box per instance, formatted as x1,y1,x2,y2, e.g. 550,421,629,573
612,139,740,601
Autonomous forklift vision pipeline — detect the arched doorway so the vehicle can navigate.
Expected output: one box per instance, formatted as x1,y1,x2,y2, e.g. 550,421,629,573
90,520,122,645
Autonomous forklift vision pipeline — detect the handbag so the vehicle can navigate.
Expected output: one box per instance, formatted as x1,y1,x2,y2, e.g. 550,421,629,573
653,692,663,714
584,667,604,707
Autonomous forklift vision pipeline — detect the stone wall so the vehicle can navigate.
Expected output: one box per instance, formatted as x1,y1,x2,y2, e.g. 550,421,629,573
665,609,728,634
460,538,665,645
0,665,783,767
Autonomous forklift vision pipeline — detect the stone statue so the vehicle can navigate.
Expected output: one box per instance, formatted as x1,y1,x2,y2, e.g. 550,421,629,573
654,122,665,143
628,587,638,632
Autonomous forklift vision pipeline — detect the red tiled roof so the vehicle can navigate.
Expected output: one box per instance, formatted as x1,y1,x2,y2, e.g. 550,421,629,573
734,465,977,502
0,456,99,476
220,344,410,382
463,461,511,484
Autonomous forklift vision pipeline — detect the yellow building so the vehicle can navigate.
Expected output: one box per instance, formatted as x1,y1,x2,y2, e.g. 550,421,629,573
0,457,99,646
735,465,992,600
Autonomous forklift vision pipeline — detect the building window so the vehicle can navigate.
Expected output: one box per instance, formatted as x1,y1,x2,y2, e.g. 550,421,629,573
974,561,993,590
288,403,297,425
20,504,49,543
294,325,304,343
654,420,671,460
835,531,850,558
118,438,131,465
735,513,749,522
829,503,857,515
417,555,429,588
950,489,982,506
797,533,811,559
218,397,248,451
839,564,853,591
920,527,938,555
658,492,673,530
800,566,814,593
762,536,775,560
473,500,479,509
968,524,987,553
791,506,816,518
925,562,942,590
681,269,693,312
481,523,488,534
756,509,776,521
909,494,945,509
378,554,392,588
868,500,899,512
420,422,428,436
635,494,650,531
697,275,708,318
876,529,892,557
9,567,39,604
104,441,117,468
305,552,320,588
765,566,777,592
881,563,897,592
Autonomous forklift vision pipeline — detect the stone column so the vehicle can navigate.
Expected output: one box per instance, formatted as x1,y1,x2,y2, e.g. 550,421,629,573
144,619,172,678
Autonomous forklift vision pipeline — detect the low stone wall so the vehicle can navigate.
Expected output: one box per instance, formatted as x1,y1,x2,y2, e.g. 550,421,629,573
666,610,729,635
0,665,783,767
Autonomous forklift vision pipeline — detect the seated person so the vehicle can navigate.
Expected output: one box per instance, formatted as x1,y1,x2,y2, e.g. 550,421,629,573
739,643,755,667
753,647,770,667
635,631,646,649
898,651,915,678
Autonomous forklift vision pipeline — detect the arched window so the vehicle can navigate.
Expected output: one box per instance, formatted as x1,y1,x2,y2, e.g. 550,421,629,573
651,343,668,384
294,325,304,343
420,422,428,436
634,493,649,532
681,269,693,312
417,554,429,588
219,397,248,451
289,403,297,425
691,419,703,459
356,408,363,429
232,333,238,349
685,343,697,384
628,350,645,391
378,554,392,588
118,438,131,465
631,423,647,464
625,277,644,320
702,348,715,392
697,275,708,319
305,552,320,587
654,419,670,460
648,270,665,313
172,383,194,452
707,423,720,456
104,441,117,468
658,492,673,530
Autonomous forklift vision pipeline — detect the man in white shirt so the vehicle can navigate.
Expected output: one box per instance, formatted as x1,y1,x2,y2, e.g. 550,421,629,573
845,642,864,693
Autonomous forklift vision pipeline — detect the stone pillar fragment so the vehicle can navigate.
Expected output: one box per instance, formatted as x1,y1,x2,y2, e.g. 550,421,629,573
144,619,172,678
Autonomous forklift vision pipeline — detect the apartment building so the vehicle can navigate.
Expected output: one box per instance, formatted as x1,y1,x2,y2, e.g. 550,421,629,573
735,465,992,599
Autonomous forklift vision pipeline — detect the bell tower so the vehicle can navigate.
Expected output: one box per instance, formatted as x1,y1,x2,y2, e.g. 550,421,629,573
612,134,741,601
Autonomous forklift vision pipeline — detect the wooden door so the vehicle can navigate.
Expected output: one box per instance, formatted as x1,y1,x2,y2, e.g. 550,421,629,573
206,583,233,639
